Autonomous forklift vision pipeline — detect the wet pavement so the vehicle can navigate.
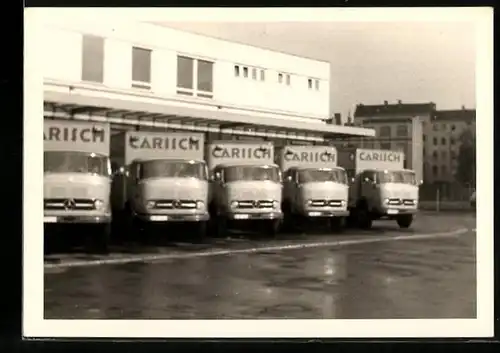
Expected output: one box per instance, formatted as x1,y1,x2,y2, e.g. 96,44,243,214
44,212,476,319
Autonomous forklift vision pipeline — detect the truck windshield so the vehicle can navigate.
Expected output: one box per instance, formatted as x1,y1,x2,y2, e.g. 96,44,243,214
139,160,207,180
298,168,347,184
224,165,280,183
44,151,110,177
378,170,417,185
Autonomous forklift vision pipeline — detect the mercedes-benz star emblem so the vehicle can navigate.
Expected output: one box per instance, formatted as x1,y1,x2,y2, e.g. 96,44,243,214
63,198,76,210
172,200,181,209
253,200,260,208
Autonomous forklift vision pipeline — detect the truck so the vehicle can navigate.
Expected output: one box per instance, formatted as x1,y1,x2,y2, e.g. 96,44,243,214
206,141,283,237
278,145,349,231
43,119,112,253
111,131,209,239
339,148,421,229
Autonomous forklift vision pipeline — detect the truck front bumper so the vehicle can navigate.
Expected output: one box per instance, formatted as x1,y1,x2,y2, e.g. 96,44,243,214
227,211,283,221
382,207,419,216
302,210,350,218
137,212,209,222
43,214,111,224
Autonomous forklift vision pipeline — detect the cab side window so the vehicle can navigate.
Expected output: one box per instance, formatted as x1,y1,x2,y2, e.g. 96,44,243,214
362,170,376,183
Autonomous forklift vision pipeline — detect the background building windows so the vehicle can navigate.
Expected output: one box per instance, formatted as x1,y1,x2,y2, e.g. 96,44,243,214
278,73,283,84
433,137,438,145
432,165,438,176
450,137,455,145
81,35,104,83
132,47,151,89
243,67,248,78
380,142,391,150
379,126,391,137
432,151,438,160
252,68,257,80
260,69,265,81
451,124,456,131
176,55,213,98
286,74,290,85
308,78,312,89
315,79,320,90
441,151,447,160
451,151,457,159
441,165,447,175
433,123,438,131
441,137,447,145
396,124,408,137
234,65,240,77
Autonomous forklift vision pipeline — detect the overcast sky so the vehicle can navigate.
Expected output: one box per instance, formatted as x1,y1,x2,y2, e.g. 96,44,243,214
160,21,476,119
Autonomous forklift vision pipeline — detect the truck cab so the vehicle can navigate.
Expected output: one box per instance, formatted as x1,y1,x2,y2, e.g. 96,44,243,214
349,168,420,229
282,166,349,231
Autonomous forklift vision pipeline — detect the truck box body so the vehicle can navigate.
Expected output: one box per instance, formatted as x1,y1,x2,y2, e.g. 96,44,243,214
278,145,349,220
206,141,282,227
112,131,209,224
43,119,112,225
355,148,404,173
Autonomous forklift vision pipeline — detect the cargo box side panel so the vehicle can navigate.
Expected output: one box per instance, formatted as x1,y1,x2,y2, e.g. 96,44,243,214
206,141,275,171
279,145,338,171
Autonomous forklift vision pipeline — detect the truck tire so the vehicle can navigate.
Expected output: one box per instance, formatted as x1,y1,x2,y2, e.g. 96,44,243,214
194,221,208,243
265,219,280,237
330,217,345,232
88,223,111,255
357,207,372,230
397,215,413,229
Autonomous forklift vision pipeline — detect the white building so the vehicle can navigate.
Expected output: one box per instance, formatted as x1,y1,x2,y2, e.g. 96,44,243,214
40,15,374,143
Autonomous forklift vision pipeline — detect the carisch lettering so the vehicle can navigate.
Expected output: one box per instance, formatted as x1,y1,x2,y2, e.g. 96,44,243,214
129,136,200,151
43,126,105,143
212,145,271,159
359,151,401,163
284,149,336,163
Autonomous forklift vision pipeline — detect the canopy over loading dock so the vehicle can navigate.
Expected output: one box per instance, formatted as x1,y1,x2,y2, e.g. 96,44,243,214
44,81,375,143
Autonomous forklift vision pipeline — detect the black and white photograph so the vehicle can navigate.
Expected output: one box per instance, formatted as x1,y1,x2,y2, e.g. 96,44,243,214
23,7,493,338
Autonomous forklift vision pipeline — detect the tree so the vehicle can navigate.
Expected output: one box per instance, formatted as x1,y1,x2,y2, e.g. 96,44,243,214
455,128,476,186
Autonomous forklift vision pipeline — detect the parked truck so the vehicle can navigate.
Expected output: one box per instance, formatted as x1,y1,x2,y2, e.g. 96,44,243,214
111,131,209,239
206,141,283,236
339,148,421,229
278,145,349,231
43,119,112,253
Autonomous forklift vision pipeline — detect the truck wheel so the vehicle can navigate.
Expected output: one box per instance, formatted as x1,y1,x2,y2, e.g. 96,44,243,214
397,215,413,229
357,208,372,230
89,223,111,255
265,219,280,237
330,217,345,232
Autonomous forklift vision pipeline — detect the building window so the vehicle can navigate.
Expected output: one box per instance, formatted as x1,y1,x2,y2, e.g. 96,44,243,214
252,68,257,80
432,151,438,160
131,47,151,89
450,137,455,145
81,35,104,83
379,126,391,137
260,69,265,81
243,67,248,78
432,165,438,176
308,78,313,89
286,74,291,85
380,142,391,150
441,165,447,175
396,124,408,137
441,151,447,160
433,137,438,145
423,135,426,141
433,123,438,131
315,79,319,90
176,55,213,98
441,137,447,145
234,65,240,77
278,73,283,84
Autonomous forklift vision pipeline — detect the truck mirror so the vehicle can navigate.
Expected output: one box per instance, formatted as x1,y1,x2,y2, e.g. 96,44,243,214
285,175,293,182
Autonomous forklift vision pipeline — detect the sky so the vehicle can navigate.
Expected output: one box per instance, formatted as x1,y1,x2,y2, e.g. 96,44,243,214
159,21,476,119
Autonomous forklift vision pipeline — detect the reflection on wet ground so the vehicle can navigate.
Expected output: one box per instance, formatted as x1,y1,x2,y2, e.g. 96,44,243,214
44,213,476,320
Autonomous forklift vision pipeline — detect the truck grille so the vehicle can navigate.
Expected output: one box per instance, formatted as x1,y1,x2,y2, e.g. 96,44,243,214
44,198,95,210
310,199,344,207
153,199,197,209
387,198,402,205
236,200,274,209
403,199,416,205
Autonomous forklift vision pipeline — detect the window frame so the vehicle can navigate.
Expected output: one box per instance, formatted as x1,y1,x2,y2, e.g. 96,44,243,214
176,55,214,99
81,34,105,83
131,46,152,90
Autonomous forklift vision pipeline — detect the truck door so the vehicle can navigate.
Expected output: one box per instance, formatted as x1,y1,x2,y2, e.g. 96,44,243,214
360,170,378,209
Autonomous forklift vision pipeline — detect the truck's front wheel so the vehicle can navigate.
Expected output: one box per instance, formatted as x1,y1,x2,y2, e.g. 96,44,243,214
330,217,345,232
88,223,111,255
265,219,280,237
356,207,373,230
397,214,413,229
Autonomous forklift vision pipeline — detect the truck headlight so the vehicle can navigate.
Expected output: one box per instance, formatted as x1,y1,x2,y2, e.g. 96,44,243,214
272,200,279,209
230,200,238,209
94,199,105,211
384,198,390,205
306,199,312,207
146,200,156,209
340,200,346,207
196,200,205,210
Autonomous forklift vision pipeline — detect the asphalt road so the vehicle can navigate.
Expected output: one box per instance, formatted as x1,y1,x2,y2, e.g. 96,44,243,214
44,212,476,319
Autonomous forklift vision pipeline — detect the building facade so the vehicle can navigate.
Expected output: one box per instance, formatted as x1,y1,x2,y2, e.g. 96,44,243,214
352,100,435,182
